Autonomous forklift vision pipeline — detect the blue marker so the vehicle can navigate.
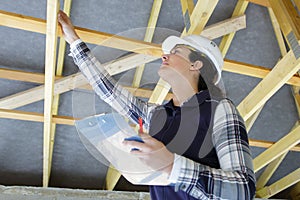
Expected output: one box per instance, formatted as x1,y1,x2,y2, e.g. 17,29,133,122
124,135,144,151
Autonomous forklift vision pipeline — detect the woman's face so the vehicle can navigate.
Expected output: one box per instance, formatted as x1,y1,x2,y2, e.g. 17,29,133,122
158,45,194,81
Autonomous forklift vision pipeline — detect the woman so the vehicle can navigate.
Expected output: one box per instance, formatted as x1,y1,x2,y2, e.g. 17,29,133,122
58,10,256,200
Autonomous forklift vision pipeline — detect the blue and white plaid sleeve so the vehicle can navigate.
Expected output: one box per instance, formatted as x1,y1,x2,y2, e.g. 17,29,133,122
173,99,256,200
69,40,156,129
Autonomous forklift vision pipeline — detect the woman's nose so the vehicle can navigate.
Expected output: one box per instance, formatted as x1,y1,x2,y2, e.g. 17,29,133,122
161,54,169,61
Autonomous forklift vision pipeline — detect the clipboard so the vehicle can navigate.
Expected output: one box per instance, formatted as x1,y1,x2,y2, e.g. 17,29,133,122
75,112,171,186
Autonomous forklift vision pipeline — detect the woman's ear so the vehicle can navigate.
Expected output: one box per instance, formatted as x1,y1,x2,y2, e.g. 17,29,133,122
190,60,203,71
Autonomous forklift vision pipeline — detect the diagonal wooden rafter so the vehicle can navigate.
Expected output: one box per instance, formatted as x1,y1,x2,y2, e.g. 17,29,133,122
254,5,293,192
237,50,300,121
268,7,288,57
238,0,300,122
269,0,300,58
201,15,246,40
256,152,288,190
256,168,300,198
182,0,219,36
243,7,284,132
43,0,60,187
244,106,263,132
253,124,300,172
294,0,300,10
290,181,300,200
290,88,300,197
180,0,195,33
0,54,157,109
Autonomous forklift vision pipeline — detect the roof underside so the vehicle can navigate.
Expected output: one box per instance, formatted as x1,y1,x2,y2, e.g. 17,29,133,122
0,0,300,199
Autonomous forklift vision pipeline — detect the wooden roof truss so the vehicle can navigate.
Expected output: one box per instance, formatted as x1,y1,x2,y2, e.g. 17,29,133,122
0,0,299,198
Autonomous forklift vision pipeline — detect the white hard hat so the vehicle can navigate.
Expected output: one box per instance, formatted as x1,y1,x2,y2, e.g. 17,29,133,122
162,35,223,84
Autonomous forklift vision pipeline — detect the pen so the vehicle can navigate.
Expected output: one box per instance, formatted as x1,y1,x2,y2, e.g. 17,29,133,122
138,117,143,133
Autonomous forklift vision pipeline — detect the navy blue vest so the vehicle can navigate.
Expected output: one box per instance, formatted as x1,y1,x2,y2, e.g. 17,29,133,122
149,90,220,200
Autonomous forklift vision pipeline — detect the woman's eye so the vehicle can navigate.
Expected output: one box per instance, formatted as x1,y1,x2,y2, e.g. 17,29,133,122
172,49,179,54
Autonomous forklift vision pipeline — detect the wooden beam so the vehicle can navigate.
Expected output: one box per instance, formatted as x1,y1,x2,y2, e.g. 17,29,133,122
237,51,300,121
219,0,249,56
268,7,288,57
2,53,300,111
182,0,219,36
2,57,300,87
2,108,300,153
132,0,163,87
0,68,174,100
0,9,246,59
222,58,300,87
180,0,195,31
292,86,300,117
0,17,250,109
0,10,46,34
0,10,162,57
290,181,300,200
294,0,300,11
105,166,121,191
247,0,270,7
269,0,300,58
2,54,300,110
245,106,263,132
256,168,300,198
56,0,72,76
180,0,195,16
49,0,72,185
0,53,157,109
253,125,300,172
256,152,288,189
256,121,298,190
201,15,246,40
0,108,76,125
1,107,300,154
43,0,60,187
244,6,285,132
249,138,300,152
243,0,286,127
148,79,170,104
0,68,61,84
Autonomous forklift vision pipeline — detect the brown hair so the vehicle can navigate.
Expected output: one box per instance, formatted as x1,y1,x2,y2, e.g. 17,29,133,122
188,47,226,99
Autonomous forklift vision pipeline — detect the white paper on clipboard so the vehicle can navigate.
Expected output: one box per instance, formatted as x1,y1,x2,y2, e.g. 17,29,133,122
75,112,171,186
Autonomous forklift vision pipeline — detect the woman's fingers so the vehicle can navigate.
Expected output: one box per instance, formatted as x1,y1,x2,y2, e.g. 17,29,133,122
57,10,79,44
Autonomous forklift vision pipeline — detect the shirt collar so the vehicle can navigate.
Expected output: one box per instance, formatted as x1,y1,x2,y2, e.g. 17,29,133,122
165,90,211,109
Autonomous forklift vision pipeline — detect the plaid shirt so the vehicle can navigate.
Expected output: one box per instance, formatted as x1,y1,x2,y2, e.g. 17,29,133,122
70,40,256,200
